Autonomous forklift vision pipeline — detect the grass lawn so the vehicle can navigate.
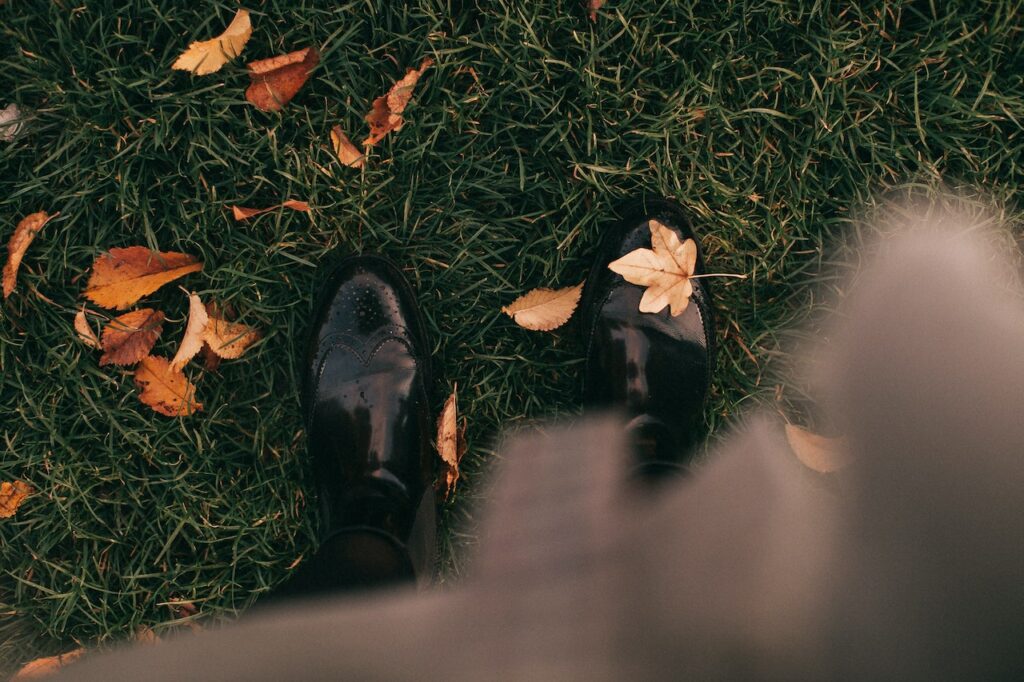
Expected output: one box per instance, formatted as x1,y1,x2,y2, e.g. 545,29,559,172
3,0,1024,672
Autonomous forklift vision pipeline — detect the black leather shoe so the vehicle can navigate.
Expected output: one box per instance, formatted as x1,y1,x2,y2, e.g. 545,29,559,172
580,198,715,476
295,255,436,593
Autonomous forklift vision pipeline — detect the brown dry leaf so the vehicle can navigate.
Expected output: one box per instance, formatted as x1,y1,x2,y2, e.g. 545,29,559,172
0,480,32,519
3,211,56,299
100,308,165,366
202,304,261,359
435,386,467,501
230,200,310,221
501,283,583,331
784,423,849,474
171,8,252,76
588,0,606,21
363,57,434,147
84,247,203,311
73,308,101,349
134,625,161,645
12,648,85,680
608,219,698,317
330,125,365,168
134,355,203,417
245,47,319,112
170,293,210,372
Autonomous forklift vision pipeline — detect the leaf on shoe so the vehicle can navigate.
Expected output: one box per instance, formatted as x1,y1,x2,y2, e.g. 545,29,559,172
3,211,56,299
84,247,202,310
230,200,310,221
245,47,319,112
330,125,365,168
363,57,433,147
1,103,27,142
0,480,32,519
170,293,209,371
608,219,698,317
501,283,583,331
134,356,202,416
100,308,165,366
74,308,101,349
436,386,467,501
171,8,252,76
11,648,85,680
784,423,848,474
202,303,261,359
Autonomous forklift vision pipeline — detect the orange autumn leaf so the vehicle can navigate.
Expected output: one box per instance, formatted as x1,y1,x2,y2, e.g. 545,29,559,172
501,283,583,331
12,648,85,680
230,200,310,221
330,125,365,168
170,293,209,372
0,480,32,519
134,356,203,416
74,308,101,349
202,303,261,359
99,308,165,366
363,57,433,147
784,424,849,474
245,47,319,112
435,386,467,501
3,211,56,299
84,247,203,310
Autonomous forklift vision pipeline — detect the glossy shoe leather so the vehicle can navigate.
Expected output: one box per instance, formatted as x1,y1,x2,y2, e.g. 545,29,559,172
297,255,436,593
581,198,715,475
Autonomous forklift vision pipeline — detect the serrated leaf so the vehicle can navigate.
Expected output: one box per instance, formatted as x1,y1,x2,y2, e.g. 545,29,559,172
3,211,56,298
608,219,697,317
171,8,252,76
0,480,32,519
83,247,202,310
202,304,261,359
100,308,165,366
134,356,202,417
501,283,583,331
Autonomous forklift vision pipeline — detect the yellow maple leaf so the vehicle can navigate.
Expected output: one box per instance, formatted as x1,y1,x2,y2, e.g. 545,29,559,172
608,220,698,317
172,8,252,76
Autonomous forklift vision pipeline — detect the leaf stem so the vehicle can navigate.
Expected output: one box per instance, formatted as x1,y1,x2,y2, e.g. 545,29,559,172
688,273,748,280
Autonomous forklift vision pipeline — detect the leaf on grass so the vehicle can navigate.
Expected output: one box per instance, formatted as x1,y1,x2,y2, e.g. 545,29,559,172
0,480,32,519
171,8,252,76
1,103,27,142
134,356,202,416
100,308,165,366
134,625,160,645
202,304,261,359
170,293,209,371
588,0,606,21
12,648,85,680
74,308,101,349
84,247,202,310
784,424,848,474
230,200,310,221
3,211,55,299
608,219,698,317
245,47,319,112
363,57,433,147
435,386,467,501
330,125,365,168
501,283,583,331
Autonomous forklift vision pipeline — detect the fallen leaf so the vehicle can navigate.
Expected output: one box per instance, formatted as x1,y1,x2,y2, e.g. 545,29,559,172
230,200,310,221
100,308,165,366
12,648,85,680
84,247,203,310
73,308,101,349
171,8,252,76
245,47,319,112
170,293,209,371
435,386,467,500
3,211,56,299
0,480,32,519
784,423,848,474
501,283,583,331
363,57,433,147
608,219,697,317
1,103,26,142
330,125,365,168
134,625,160,645
588,0,606,21
202,304,261,359
134,356,203,416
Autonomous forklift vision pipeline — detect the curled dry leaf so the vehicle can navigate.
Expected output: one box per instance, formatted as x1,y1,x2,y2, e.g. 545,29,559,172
363,57,434,147
330,125,365,168
100,308,165,366
0,480,32,519
608,220,697,317
784,423,849,474
74,308,101,349
1,102,26,142
3,211,56,299
134,356,202,416
12,648,85,680
172,8,252,76
170,293,209,371
588,0,606,21
202,304,261,359
501,283,583,331
84,247,202,310
230,200,310,221
435,386,467,501
245,47,319,112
